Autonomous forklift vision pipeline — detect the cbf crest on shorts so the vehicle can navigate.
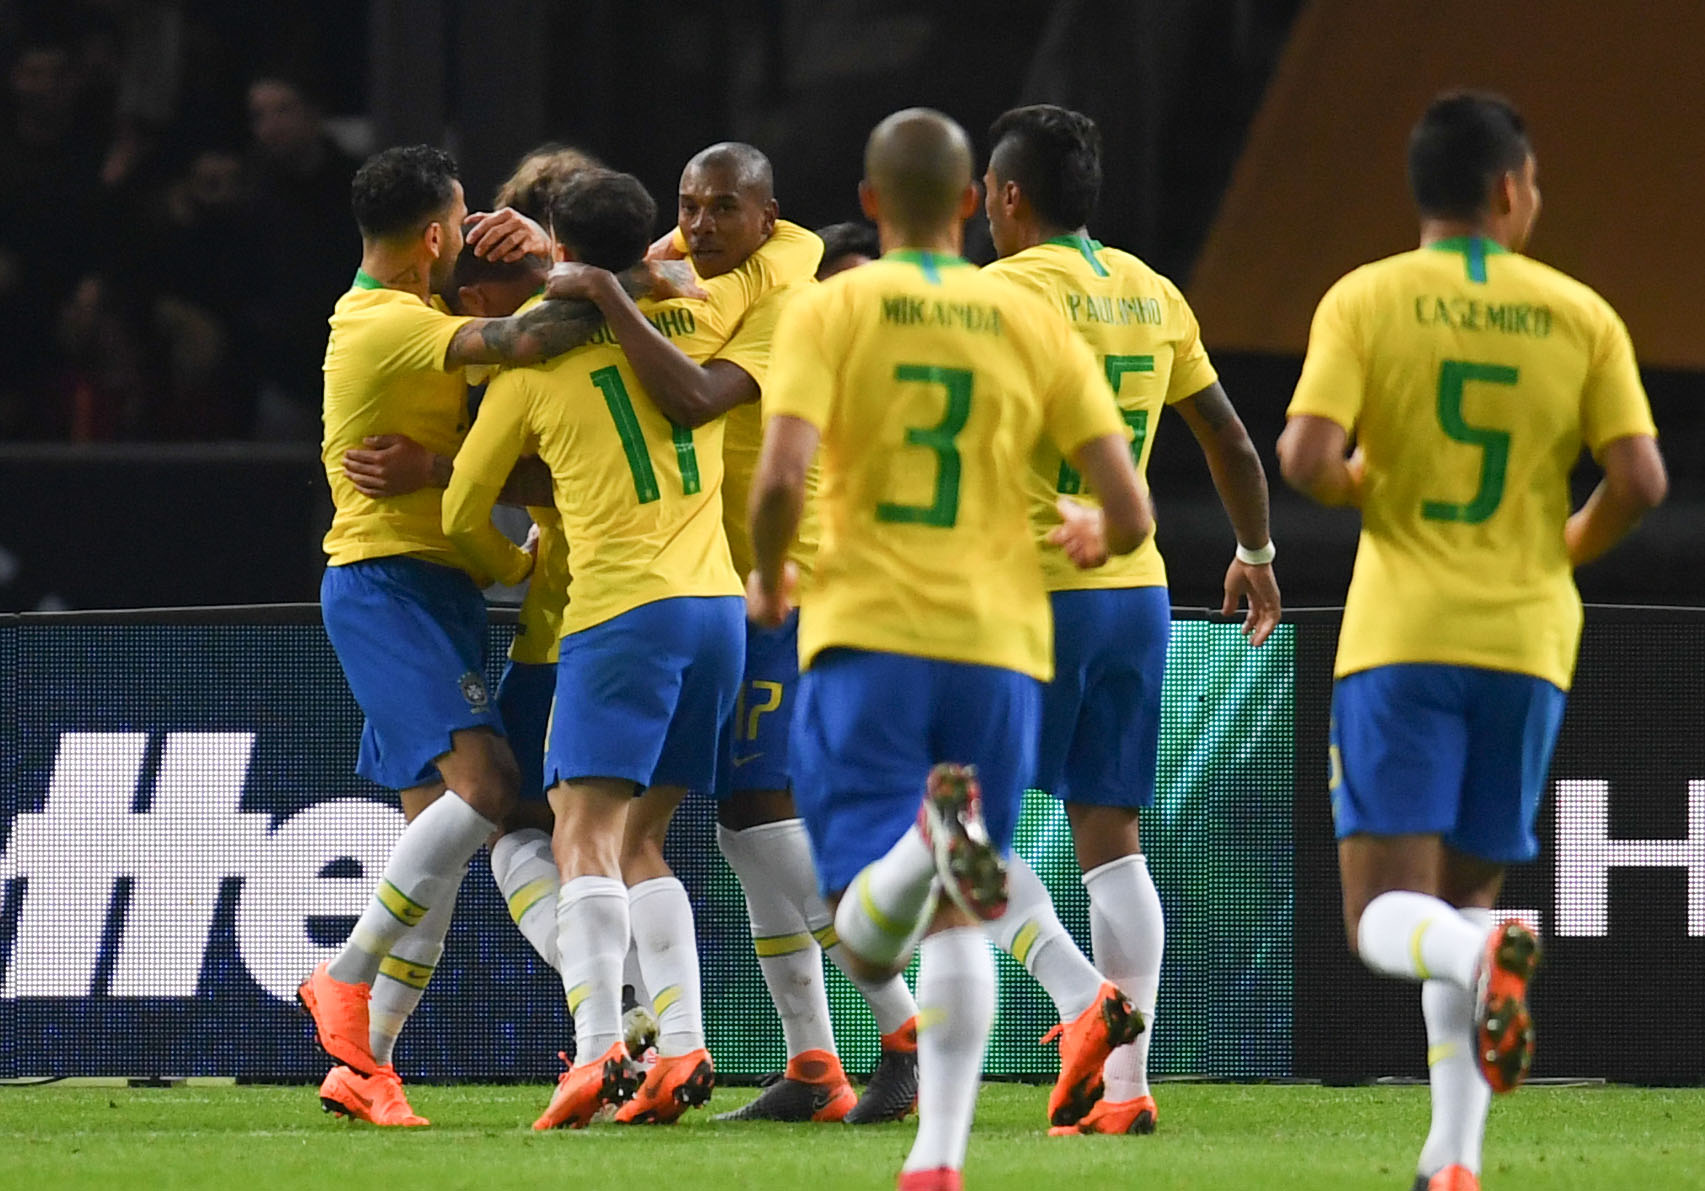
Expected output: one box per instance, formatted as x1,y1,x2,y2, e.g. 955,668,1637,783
458,671,492,713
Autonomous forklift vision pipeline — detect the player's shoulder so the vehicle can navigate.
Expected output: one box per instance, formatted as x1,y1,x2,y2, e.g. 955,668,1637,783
1499,252,1623,325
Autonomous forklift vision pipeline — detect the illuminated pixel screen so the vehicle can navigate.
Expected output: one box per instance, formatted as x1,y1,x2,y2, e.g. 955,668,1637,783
0,613,1293,1081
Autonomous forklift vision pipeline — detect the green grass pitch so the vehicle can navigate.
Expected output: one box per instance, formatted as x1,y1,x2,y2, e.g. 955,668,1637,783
1,1082,1700,1189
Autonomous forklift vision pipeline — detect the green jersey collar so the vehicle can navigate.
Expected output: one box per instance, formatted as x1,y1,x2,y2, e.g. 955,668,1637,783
1043,233,1110,278
884,248,971,285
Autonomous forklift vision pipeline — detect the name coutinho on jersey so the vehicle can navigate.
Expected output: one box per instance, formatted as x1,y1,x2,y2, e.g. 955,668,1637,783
879,295,1004,335
1413,295,1553,337
589,306,700,347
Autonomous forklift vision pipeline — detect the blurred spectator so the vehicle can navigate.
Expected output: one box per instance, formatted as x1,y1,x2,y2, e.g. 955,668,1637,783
245,70,360,442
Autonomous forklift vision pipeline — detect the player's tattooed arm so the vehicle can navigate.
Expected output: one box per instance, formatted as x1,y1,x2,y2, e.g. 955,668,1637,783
547,260,756,428
444,260,706,368
1176,381,1282,645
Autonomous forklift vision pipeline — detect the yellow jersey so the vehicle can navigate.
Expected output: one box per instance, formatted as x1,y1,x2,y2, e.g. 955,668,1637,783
321,272,474,570
765,250,1128,682
444,289,746,636
1289,237,1658,688
985,235,1217,591
718,281,824,583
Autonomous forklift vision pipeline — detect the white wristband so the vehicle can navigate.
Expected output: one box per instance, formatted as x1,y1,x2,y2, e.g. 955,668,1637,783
1236,540,1276,566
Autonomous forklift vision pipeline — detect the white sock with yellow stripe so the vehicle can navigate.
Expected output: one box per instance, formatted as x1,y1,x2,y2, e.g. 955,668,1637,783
814,919,920,1037
834,825,938,970
902,926,994,1175
328,791,497,986
490,828,560,969
987,855,1101,1021
369,867,465,1066
1418,908,1493,1178
717,822,837,1060
1356,890,1484,988
629,876,706,1055
1085,853,1164,1100
556,874,629,1061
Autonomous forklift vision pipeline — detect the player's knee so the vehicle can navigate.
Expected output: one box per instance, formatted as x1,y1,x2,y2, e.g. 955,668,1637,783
716,788,796,831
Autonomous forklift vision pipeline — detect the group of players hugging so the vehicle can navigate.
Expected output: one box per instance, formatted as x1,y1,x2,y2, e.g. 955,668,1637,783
295,88,1665,1191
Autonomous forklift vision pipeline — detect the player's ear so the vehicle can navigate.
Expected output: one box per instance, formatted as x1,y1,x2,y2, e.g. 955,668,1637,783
423,220,444,259
858,180,879,221
956,181,980,220
760,197,779,237
456,284,484,317
1491,171,1517,217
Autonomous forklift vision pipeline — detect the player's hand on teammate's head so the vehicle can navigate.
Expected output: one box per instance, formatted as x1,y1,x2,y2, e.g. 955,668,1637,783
1048,497,1110,570
342,433,436,498
1222,557,1282,648
465,208,549,263
745,562,798,629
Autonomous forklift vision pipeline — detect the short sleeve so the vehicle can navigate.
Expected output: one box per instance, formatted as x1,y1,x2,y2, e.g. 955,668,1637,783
1580,306,1658,452
762,285,839,431
714,283,802,388
373,296,473,375
750,220,825,286
1164,289,1219,403
1287,277,1366,431
1042,317,1127,457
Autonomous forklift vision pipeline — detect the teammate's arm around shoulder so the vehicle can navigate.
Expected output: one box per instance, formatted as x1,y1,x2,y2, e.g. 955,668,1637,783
1565,434,1667,567
441,373,536,588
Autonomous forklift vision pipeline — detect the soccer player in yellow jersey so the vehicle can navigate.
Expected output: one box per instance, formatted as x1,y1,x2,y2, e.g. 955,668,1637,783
547,144,923,1125
978,104,1281,1137
304,145,681,1127
749,108,1153,1191
442,168,756,1130
1279,93,1666,1191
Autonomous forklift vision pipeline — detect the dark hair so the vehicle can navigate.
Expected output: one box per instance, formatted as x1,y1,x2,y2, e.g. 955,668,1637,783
815,221,880,268
450,240,548,291
987,104,1102,231
547,168,657,272
351,145,460,240
1407,92,1531,219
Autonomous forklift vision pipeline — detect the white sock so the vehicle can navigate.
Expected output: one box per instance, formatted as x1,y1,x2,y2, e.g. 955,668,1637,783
816,920,920,1037
988,854,1102,1021
718,822,837,1059
556,875,629,1062
623,939,650,1009
328,792,496,986
834,824,938,970
901,927,995,1175
1357,890,1486,989
629,876,706,1055
1418,908,1494,1177
490,828,559,969
369,868,464,1067
1085,854,1164,1101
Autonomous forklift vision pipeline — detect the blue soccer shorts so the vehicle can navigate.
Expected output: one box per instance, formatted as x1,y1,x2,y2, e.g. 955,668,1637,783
320,556,503,790
544,595,744,794
791,647,1041,895
1329,662,1567,864
1035,586,1170,808
711,609,800,799
495,659,556,802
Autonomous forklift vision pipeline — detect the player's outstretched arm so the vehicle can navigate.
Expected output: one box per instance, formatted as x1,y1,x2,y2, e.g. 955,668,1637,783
1565,434,1667,567
445,260,706,368
1277,414,1363,508
747,413,817,627
342,434,552,506
544,261,758,427
1175,381,1281,645
1063,432,1154,559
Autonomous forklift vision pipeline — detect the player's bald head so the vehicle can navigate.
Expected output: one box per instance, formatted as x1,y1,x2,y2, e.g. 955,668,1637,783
863,108,973,235
682,141,773,202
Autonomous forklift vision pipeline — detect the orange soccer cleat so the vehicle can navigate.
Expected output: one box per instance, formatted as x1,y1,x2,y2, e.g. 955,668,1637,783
918,763,1008,922
318,1064,429,1127
297,961,376,1075
1039,981,1145,1128
1048,1093,1157,1136
896,1168,962,1191
1411,1165,1480,1191
1474,919,1542,1094
614,1047,716,1125
533,1044,640,1131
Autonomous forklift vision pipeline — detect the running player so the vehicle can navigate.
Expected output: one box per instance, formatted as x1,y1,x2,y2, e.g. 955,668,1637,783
979,104,1281,1136
442,167,758,1130
748,108,1153,1191
545,144,922,1124
304,145,674,1127
1278,92,1665,1191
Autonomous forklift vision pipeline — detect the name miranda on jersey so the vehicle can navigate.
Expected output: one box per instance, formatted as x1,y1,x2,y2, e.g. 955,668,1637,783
1414,296,1553,337
880,295,1004,334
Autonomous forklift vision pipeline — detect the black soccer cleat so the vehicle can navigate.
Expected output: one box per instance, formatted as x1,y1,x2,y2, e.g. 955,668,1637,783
712,1074,856,1122
843,1046,919,1125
